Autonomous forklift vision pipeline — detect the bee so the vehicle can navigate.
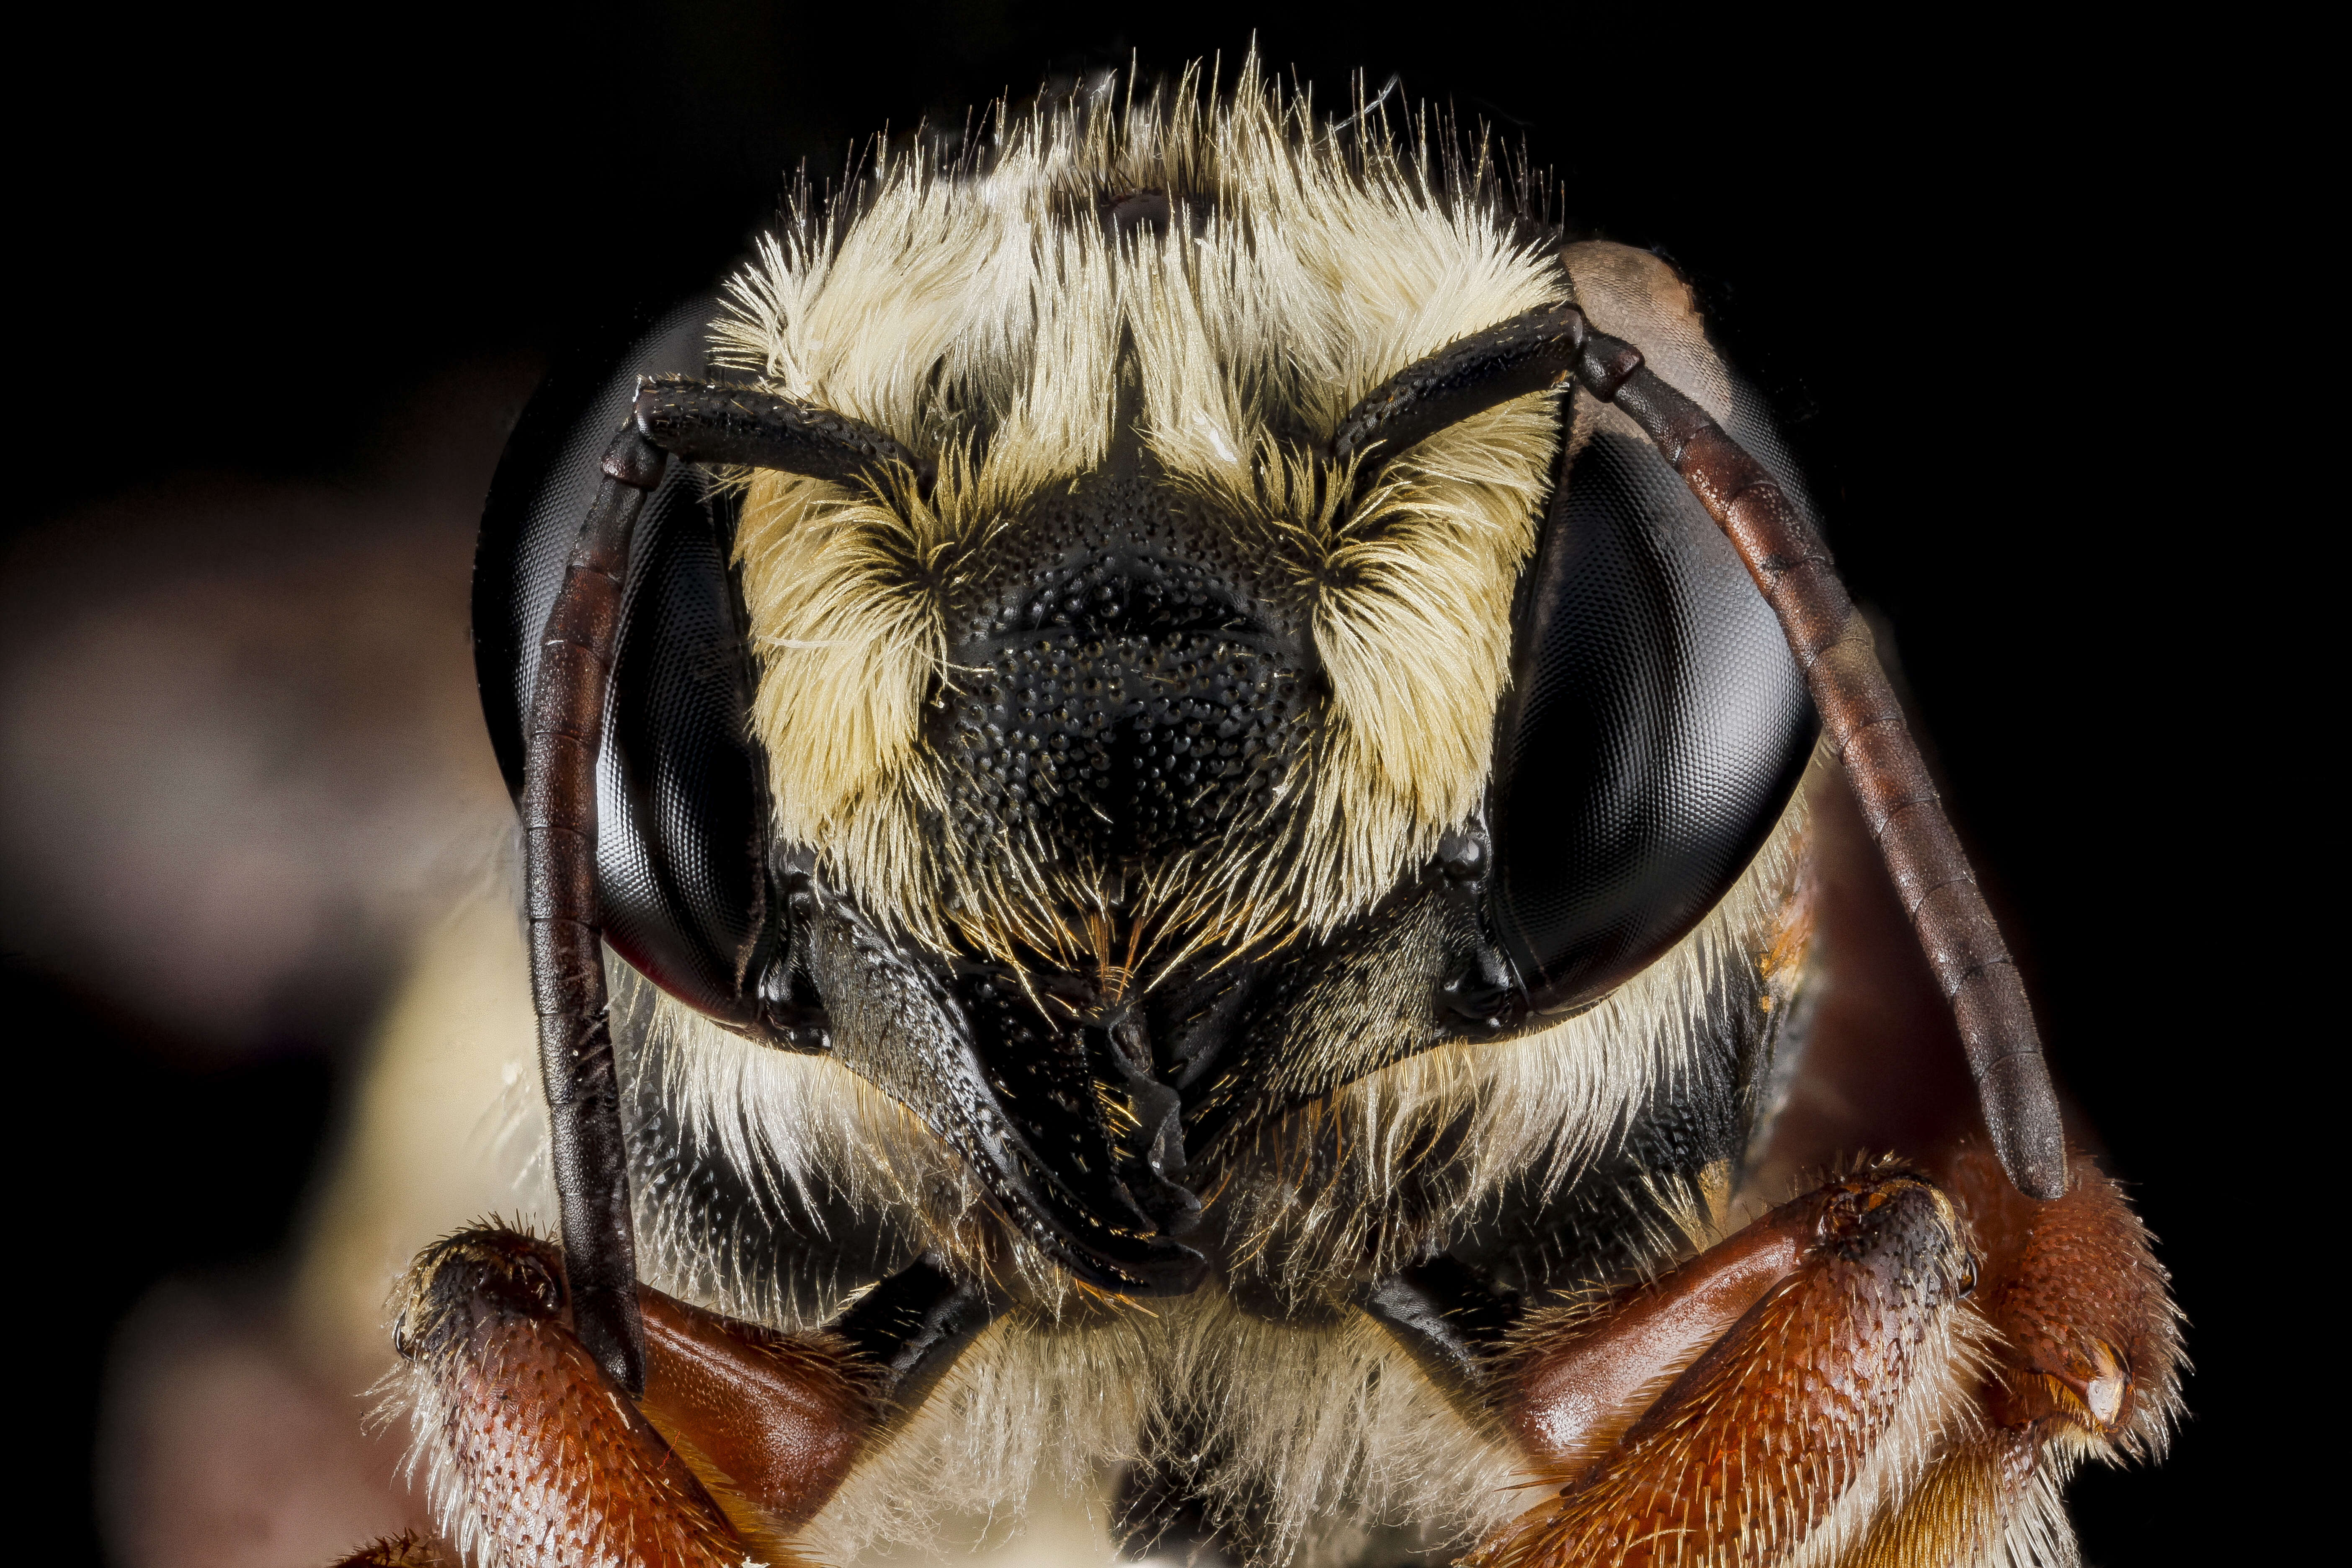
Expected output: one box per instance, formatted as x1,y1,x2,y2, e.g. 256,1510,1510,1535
343,56,2180,1568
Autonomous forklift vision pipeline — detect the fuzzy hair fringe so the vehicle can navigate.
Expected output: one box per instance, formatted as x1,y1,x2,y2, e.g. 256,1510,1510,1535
714,54,1565,960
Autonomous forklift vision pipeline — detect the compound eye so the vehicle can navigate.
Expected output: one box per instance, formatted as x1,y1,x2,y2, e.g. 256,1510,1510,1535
475,296,777,1029
1485,390,1815,1016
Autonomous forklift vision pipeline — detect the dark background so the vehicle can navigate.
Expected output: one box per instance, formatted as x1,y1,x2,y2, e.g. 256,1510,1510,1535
14,5,2273,1562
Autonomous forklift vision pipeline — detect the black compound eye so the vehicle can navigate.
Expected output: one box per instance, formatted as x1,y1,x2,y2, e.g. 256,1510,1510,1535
475,295,777,1030
1485,412,1816,1017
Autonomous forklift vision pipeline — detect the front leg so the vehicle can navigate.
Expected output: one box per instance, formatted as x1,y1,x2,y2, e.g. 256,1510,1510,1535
368,1229,993,1568
1839,1144,2182,1565
1477,1168,1978,1568
1370,1157,2176,1566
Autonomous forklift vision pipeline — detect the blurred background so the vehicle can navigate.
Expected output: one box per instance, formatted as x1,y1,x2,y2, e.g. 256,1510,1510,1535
10,5,2272,1563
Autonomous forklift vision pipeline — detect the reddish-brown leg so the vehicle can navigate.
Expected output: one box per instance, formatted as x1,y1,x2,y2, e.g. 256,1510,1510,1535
1839,1144,2182,1565
384,1230,877,1568
1946,1144,2179,1456
1736,768,2183,1564
1500,1192,1819,1483
634,1290,873,1533
1464,766,2182,1567
1477,1168,1977,1568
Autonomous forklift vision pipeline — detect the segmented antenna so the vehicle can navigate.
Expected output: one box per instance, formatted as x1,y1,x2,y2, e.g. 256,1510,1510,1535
523,424,665,1395
1323,296,2069,1200
520,379,946,1394
1567,318,2070,1201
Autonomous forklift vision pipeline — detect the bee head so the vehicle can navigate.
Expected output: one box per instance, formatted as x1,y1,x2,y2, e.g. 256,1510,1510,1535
479,72,1815,1295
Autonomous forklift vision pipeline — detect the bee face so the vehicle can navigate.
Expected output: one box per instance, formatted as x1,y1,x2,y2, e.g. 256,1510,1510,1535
479,70,1813,1297
749,426,1339,970
730,408,1562,1290
723,167,1565,984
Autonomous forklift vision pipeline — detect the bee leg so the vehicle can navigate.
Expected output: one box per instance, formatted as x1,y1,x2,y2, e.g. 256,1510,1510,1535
1839,1143,2183,1564
1737,774,2183,1560
1959,1145,2179,1457
1468,1168,1977,1567
387,1230,995,1567
636,1251,995,1529
387,1228,769,1567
